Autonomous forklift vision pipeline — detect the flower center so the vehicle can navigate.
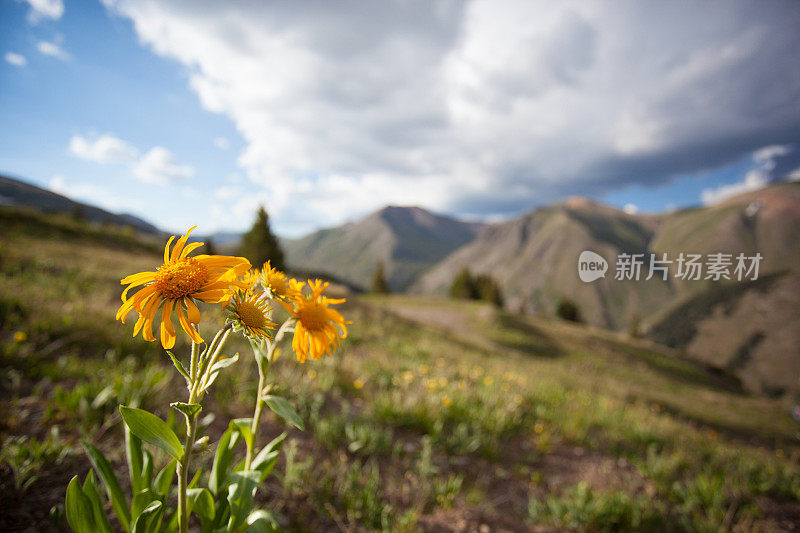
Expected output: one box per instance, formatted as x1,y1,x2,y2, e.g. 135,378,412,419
154,258,210,299
296,301,328,331
235,300,267,329
265,272,289,296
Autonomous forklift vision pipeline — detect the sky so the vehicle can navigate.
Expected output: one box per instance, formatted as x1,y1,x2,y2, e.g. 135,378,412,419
1,0,799,237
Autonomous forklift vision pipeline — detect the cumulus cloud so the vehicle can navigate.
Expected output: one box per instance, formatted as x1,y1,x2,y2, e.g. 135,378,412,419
69,134,139,163
701,144,794,205
133,147,194,184
4,52,27,66
101,0,800,231
623,203,638,215
23,0,64,23
36,40,70,61
70,133,193,185
50,174,127,211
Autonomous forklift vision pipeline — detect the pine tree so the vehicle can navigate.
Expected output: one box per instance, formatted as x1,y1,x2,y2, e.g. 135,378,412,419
238,206,285,270
372,261,390,293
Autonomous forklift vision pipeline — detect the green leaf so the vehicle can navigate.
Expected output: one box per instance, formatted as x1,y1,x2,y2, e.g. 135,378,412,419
66,475,96,533
166,350,190,384
154,459,177,498
120,406,183,460
125,426,144,494
226,470,259,532
210,353,240,374
246,510,281,533
264,395,304,430
141,450,153,491
82,441,131,532
210,428,240,496
251,433,286,483
130,500,163,533
131,489,156,524
188,487,215,521
170,402,202,421
82,472,113,533
231,418,254,451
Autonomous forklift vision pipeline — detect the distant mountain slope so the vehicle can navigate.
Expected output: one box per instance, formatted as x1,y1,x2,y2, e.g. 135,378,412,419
647,271,800,396
283,206,484,291
0,174,159,234
650,181,800,291
412,198,672,330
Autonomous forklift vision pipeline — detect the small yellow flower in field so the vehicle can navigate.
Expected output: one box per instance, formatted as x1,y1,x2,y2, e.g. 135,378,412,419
483,376,494,386
501,382,511,392
280,279,349,363
437,376,448,387
261,261,303,300
470,365,484,379
13,331,27,343
442,395,453,407
117,226,251,349
425,378,437,391
224,290,276,340
503,372,514,381
353,378,365,390
419,364,429,375
402,370,414,382
512,394,523,404
307,368,317,380
534,422,545,434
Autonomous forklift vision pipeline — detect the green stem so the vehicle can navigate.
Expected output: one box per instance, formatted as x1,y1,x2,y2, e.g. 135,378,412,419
245,366,266,470
177,334,202,533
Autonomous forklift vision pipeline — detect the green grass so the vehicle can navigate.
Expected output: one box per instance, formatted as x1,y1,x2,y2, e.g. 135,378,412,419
1,211,799,531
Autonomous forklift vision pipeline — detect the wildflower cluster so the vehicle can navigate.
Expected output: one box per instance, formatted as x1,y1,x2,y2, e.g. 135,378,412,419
64,227,350,533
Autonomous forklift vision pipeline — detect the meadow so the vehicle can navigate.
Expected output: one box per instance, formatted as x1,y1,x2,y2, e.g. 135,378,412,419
1,207,799,532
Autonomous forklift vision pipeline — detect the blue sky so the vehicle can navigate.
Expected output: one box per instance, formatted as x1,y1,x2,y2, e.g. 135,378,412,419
2,0,799,236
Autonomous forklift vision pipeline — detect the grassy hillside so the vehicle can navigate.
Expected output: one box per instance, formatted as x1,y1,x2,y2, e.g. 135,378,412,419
0,175,160,235
283,206,483,292
1,214,799,531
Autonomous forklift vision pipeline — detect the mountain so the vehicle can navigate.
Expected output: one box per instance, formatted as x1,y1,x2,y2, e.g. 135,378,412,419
412,197,672,330
0,174,159,234
413,182,800,395
283,206,484,291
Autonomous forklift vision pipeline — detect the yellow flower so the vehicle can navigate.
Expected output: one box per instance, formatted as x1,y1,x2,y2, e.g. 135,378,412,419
239,268,262,293
442,395,453,407
224,290,276,340
280,279,349,363
261,261,303,300
13,331,27,343
116,226,251,349
353,378,365,389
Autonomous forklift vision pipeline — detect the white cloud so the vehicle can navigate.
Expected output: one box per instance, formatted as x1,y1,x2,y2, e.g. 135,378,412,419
23,0,64,23
49,174,127,211
787,166,800,182
213,137,230,150
101,0,800,232
623,203,638,215
214,185,240,199
133,147,194,184
69,134,139,163
37,41,70,61
701,170,769,205
701,143,794,205
4,52,27,66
